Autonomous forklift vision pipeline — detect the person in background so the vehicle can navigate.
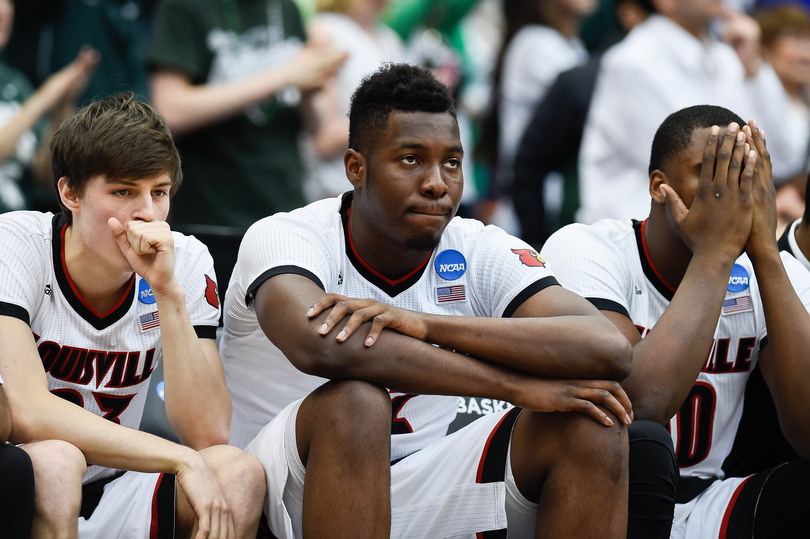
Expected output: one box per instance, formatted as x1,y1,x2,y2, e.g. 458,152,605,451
147,0,346,230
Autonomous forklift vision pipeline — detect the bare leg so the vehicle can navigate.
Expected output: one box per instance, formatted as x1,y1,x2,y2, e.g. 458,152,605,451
296,380,392,539
176,445,266,539
510,409,628,538
22,440,85,539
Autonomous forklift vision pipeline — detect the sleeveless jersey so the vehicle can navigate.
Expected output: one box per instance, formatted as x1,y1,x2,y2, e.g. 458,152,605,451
222,193,558,457
0,211,221,483
540,219,810,481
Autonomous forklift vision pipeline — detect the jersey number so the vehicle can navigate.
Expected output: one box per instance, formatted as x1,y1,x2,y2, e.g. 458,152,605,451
674,382,717,467
52,389,135,424
391,395,416,434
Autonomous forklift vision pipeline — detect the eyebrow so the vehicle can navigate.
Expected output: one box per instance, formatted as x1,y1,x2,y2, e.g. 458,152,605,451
397,142,465,156
106,178,173,188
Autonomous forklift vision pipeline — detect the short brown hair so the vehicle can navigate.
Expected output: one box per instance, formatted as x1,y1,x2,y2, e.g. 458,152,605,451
50,93,182,224
756,3,810,49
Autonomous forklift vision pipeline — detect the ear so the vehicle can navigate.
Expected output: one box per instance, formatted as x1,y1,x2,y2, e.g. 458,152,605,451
649,170,669,206
57,177,81,213
344,149,366,189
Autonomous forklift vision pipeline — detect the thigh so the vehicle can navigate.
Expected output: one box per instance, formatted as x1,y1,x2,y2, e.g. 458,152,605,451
389,407,531,539
77,471,175,539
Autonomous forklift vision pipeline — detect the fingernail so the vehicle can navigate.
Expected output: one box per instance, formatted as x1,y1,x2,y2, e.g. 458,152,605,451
729,122,738,132
759,128,765,140
752,118,758,129
337,330,346,340
319,323,328,334
626,413,631,424
365,337,373,346
306,307,314,316
711,126,720,135
737,132,744,142
606,417,614,426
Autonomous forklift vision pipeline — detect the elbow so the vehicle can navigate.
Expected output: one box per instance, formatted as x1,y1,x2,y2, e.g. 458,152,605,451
599,333,633,381
285,340,360,380
174,418,231,451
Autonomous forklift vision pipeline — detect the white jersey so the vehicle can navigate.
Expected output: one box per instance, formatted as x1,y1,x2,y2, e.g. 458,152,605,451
0,211,221,483
222,193,558,457
540,219,810,481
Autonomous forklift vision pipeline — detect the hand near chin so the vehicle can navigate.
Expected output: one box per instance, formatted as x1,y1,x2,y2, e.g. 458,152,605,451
108,218,177,293
307,293,430,346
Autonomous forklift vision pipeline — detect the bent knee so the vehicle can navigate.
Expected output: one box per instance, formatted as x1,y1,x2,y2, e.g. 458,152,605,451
201,445,267,497
23,439,86,481
303,380,391,431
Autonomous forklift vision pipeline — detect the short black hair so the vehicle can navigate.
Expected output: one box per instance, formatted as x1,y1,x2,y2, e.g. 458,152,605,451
649,104,745,176
348,63,456,154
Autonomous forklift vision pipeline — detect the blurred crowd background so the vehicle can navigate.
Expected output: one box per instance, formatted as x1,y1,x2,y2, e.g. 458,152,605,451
1,0,809,251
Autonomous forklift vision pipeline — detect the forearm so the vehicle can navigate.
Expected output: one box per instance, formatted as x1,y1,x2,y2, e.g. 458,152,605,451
622,255,734,424
752,251,810,456
11,390,201,474
150,68,297,138
155,287,231,449
423,312,629,380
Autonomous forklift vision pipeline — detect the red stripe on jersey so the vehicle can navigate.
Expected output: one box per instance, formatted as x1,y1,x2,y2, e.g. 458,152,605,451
640,219,676,293
150,473,165,539
719,476,752,539
60,223,135,318
475,412,513,483
346,207,432,286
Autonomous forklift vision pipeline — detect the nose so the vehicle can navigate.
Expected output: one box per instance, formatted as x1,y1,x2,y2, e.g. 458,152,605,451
131,192,157,222
421,165,448,199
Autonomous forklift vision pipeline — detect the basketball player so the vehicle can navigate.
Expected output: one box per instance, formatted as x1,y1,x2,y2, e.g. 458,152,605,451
221,63,637,538
541,105,810,537
0,94,266,538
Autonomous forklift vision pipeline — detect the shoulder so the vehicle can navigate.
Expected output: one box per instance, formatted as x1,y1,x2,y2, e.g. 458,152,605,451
0,211,53,245
245,197,342,241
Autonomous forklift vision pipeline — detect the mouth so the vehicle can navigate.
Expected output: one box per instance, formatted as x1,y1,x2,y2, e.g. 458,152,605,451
409,205,452,217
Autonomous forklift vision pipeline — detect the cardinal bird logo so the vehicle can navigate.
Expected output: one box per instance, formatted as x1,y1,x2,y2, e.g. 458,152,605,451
511,249,546,267
205,275,219,309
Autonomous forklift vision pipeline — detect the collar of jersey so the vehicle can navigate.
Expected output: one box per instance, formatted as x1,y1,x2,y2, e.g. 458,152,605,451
634,219,676,301
52,213,136,330
340,192,432,298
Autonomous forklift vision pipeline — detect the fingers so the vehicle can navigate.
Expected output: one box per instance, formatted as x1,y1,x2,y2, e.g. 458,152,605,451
700,125,721,184
306,294,344,318
726,125,747,192
713,122,739,187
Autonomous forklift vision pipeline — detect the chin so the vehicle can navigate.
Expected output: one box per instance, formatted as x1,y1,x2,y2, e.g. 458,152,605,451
405,234,442,252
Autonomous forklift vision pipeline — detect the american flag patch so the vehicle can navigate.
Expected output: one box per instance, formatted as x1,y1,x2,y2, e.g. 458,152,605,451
140,311,160,330
437,285,465,303
722,295,752,315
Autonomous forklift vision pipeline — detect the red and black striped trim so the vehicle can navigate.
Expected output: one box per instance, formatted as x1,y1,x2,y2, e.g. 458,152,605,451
150,473,176,539
340,192,432,298
475,407,522,538
634,219,676,301
51,213,136,330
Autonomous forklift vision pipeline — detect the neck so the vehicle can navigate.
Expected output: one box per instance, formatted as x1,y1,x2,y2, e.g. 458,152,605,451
668,14,709,40
643,211,693,289
64,226,133,314
348,204,433,281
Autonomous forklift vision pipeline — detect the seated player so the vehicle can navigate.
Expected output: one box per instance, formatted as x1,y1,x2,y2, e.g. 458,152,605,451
0,93,266,538
541,105,810,537
220,63,637,538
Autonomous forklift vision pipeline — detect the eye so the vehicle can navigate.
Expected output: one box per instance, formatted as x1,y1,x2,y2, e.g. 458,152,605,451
113,189,129,197
445,158,461,169
400,155,418,165
153,189,168,198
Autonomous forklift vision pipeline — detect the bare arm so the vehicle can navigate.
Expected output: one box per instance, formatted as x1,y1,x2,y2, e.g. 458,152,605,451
0,386,10,442
0,315,234,539
742,121,810,459
150,42,346,138
606,124,757,424
310,285,631,380
257,273,633,426
108,219,231,449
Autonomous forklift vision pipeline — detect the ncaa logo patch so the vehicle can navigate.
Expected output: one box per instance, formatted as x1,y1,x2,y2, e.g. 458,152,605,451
138,279,156,304
728,264,750,293
435,250,467,281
